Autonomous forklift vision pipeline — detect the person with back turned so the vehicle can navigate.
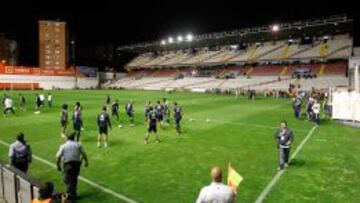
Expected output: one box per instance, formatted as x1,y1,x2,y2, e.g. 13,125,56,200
72,102,83,142
173,102,183,135
56,133,88,201
196,166,234,203
97,106,112,148
9,132,32,173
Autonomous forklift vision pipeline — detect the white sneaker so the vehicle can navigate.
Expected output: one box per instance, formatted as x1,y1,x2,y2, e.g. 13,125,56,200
144,140,148,144
97,143,101,148
104,143,108,148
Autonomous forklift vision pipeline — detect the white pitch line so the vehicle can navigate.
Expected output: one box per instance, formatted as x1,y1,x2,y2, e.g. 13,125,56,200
0,140,137,203
254,125,317,203
191,118,309,132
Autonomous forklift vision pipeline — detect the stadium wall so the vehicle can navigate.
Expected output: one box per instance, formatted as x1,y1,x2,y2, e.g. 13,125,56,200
0,65,99,90
0,74,99,90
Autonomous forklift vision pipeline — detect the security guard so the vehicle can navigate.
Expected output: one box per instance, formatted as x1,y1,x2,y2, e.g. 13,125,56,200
9,132,32,173
56,133,88,201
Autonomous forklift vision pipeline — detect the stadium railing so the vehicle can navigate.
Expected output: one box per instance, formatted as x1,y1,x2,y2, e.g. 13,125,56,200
0,160,42,203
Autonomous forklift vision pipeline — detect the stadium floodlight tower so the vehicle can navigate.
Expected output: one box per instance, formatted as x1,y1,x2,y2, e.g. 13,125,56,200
168,37,174,44
161,40,167,45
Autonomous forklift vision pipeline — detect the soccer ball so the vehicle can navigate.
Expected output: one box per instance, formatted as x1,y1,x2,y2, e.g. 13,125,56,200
61,133,66,139
34,111,41,114
206,118,211,123
189,118,194,122
118,125,123,128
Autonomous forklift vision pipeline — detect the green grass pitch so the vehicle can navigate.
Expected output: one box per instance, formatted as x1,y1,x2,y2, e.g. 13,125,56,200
0,90,359,203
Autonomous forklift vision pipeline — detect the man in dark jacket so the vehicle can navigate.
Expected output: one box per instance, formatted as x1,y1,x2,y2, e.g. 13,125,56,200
274,121,294,170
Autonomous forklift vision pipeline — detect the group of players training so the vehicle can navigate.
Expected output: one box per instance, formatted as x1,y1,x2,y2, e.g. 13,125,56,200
60,95,183,148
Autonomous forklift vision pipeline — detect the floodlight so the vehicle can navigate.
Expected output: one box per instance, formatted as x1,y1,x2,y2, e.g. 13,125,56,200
177,36,183,42
186,34,193,42
272,25,279,32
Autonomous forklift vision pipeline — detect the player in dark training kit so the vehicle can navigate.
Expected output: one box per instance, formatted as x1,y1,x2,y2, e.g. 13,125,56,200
60,104,69,138
72,102,83,142
19,94,26,111
35,94,42,112
144,101,151,122
112,99,122,128
173,102,183,135
106,95,111,105
144,106,160,144
163,98,170,125
155,101,164,126
126,100,135,127
111,100,120,121
97,106,112,148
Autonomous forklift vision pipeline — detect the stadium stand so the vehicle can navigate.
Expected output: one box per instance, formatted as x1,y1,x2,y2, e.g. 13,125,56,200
179,50,221,65
114,15,353,94
202,49,242,64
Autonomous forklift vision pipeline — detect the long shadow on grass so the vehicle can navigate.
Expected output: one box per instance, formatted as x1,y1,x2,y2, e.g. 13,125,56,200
290,158,306,167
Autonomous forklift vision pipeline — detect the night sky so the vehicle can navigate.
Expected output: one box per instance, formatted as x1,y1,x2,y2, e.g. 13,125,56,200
0,0,358,68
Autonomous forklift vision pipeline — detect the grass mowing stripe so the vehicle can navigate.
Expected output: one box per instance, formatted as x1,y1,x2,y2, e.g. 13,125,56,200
0,140,138,203
254,125,318,203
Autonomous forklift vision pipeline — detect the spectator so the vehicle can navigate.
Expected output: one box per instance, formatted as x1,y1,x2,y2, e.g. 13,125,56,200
48,93,53,108
56,133,88,201
196,166,234,203
9,132,32,173
32,181,68,203
312,99,321,125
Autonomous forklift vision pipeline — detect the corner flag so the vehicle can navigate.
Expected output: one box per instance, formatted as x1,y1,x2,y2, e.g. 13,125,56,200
227,163,243,194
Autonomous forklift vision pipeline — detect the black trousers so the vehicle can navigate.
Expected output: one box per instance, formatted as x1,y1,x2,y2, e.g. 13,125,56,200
279,147,290,169
12,160,29,173
112,111,119,121
294,108,301,119
4,107,15,114
175,118,181,133
63,161,81,200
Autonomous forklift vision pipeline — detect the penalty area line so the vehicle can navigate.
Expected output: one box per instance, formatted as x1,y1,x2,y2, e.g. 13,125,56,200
0,139,138,203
